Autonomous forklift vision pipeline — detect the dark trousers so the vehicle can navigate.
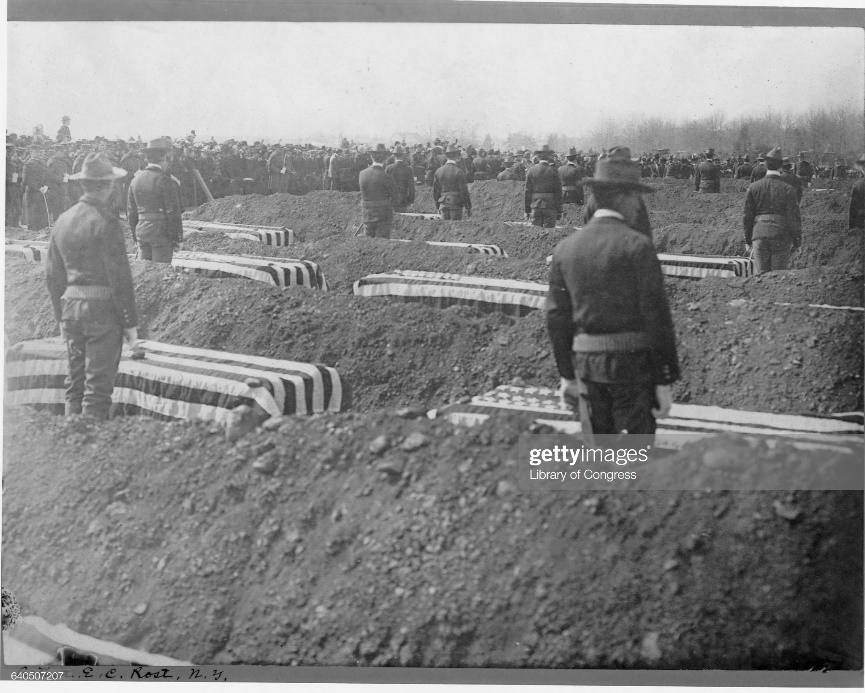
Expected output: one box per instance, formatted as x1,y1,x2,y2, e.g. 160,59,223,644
440,206,463,220
61,320,123,419
752,237,792,274
138,239,175,263
363,219,392,239
531,207,557,228
584,381,657,435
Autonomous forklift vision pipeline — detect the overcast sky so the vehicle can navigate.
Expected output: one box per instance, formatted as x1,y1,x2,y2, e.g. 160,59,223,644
6,22,864,145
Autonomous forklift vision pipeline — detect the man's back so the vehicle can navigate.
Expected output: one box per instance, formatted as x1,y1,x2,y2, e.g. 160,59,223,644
385,160,415,206
526,162,562,194
359,165,397,203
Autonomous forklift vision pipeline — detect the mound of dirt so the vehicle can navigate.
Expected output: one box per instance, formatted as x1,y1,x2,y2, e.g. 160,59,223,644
6,257,862,417
3,408,862,668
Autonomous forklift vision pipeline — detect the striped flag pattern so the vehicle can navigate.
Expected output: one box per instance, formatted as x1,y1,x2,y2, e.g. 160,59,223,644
657,253,754,279
182,221,294,246
434,385,864,449
173,251,328,290
5,337,344,422
391,239,507,256
353,270,546,316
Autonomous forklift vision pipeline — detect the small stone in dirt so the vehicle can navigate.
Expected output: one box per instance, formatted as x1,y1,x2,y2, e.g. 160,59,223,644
396,406,424,419
261,416,286,431
253,452,278,475
377,458,405,477
401,432,430,452
225,405,267,442
510,377,527,387
642,632,662,661
687,302,701,311
132,603,148,616
496,480,516,497
727,298,748,308
663,559,680,571
806,337,818,348
368,435,390,455
773,500,802,522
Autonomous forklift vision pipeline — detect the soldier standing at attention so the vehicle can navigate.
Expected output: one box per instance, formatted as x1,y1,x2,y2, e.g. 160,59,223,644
694,148,721,193
45,152,138,420
558,147,585,206
750,153,767,182
57,116,72,143
831,158,849,181
743,147,802,274
546,147,678,439
359,143,398,238
849,153,865,231
497,157,520,181
385,145,416,213
127,137,184,263
433,144,472,221
794,151,813,187
525,144,563,228
780,157,804,204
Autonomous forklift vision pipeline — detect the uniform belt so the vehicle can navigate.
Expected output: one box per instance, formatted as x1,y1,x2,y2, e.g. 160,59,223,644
361,200,393,209
138,212,168,220
572,331,651,353
63,285,113,300
532,192,556,199
562,186,579,191
755,214,785,221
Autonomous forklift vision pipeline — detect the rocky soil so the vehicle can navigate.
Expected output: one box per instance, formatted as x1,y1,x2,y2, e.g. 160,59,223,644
3,176,863,669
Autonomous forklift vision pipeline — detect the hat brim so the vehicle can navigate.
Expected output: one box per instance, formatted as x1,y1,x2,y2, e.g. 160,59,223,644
68,166,128,181
582,178,654,193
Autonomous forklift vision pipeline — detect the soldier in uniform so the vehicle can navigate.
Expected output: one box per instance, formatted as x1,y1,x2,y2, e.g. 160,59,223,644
780,157,803,204
45,143,71,218
734,155,753,180
486,150,503,179
385,145,416,213
546,146,678,439
831,158,848,181
750,153,767,182
558,147,585,206
22,148,52,230
57,116,71,143
127,137,184,263
694,148,721,193
5,143,23,226
513,151,528,181
472,149,490,180
433,144,472,220
743,148,802,274
584,147,653,240
45,152,138,420
794,152,813,187
358,143,398,238
850,153,865,231
524,144,562,228
497,157,520,181
119,145,145,209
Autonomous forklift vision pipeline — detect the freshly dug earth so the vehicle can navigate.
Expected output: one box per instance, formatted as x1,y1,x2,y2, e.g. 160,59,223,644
3,408,862,668
6,258,862,416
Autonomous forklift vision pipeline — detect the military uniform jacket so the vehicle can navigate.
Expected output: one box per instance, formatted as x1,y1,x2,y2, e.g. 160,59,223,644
127,164,184,243
743,173,802,246
558,162,584,189
695,160,721,192
46,193,138,328
794,161,813,180
359,164,398,222
584,194,652,240
433,161,471,210
734,163,753,179
780,171,804,203
119,153,145,183
22,158,50,191
385,160,416,207
524,162,563,215
831,165,848,180
750,164,767,182
546,214,680,386
850,178,865,230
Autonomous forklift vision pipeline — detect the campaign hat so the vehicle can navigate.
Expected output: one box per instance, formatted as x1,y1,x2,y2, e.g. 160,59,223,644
580,146,654,193
140,137,173,155
67,152,127,181
764,147,783,163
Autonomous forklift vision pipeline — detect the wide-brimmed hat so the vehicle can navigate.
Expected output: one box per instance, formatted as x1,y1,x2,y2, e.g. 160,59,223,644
61,115,70,122
764,147,783,163
371,143,390,155
140,136,173,155
394,145,405,156
445,144,460,157
581,146,654,193
856,153,865,164
798,151,808,158
534,144,554,157
705,148,715,157
67,152,127,181
503,157,515,166
567,146,578,158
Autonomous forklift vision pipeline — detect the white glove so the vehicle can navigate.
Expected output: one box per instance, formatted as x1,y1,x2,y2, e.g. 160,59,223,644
651,385,672,420
63,173,69,182
39,185,48,194
281,167,286,174
123,326,140,348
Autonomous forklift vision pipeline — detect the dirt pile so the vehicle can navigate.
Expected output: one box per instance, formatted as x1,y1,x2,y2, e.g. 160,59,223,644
4,408,862,667
6,258,862,416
